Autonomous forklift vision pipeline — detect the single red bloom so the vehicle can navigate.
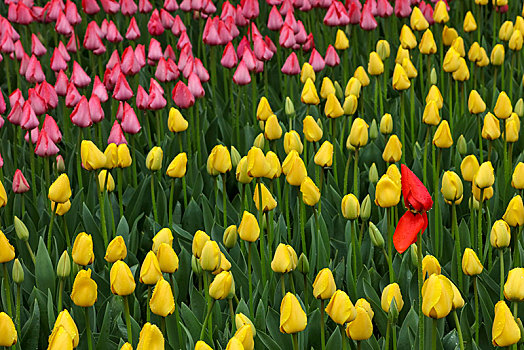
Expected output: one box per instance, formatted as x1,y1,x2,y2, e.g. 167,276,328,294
393,211,428,253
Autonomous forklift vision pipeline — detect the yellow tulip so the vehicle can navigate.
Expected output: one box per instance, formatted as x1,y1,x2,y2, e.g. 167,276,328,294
150,278,175,317
236,156,253,184
47,326,73,350
236,313,256,337
193,230,210,258
285,157,307,187
264,114,282,140
442,25,458,46
392,63,411,91
207,145,232,174
382,135,403,163
152,228,173,254
468,90,486,114
410,6,428,31
475,161,495,189
452,37,466,57
395,46,410,65
284,130,304,154
400,25,417,49
505,114,520,143
419,29,437,55
303,116,323,142
423,101,441,126
491,44,505,65
139,251,162,285
300,63,316,84
279,293,307,334
71,269,97,307
157,242,179,273
494,92,512,119
443,47,461,72
110,260,136,296
247,147,271,178
146,146,163,171
271,243,298,273
509,29,523,51
324,93,344,119
48,174,72,204
200,240,221,271
355,298,374,320
452,57,469,81
52,310,78,347
381,283,404,313
234,324,254,350
433,1,449,23
345,77,361,97
0,313,17,347
325,290,357,325
81,140,106,171
72,232,94,266
482,113,501,140
422,255,441,279
137,323,164,350
345,306,373,341
253,183,277,212
462,11,477,32
451,282,465,310
460,155,479,182
168,107,188,132
492,300,521,347
209,271,233,300
97,170,115,192
238,211,260,242
512,163,524,189
426,85,443,109
256,97,273,121
490,220,511,248
380,113,393,134
468,42,482,62
343,95,358,115
104,143,118,169
476,47,490,67
314,141,333,168
195,341,213,350
335,29,349,50
301,78,320,105
433,120,453,148
313,268,336,300
421,274,453,319
402,57,418,79
442,171,463,204
300,177,320,206
462,248,483,276
265,151,281,179
341,194,360,220
320,77,336,99
0,180,6,208
368,52,384,75
120,343,133,350
348,118,369,148
503,195,524,227
105,236,127,263
375,174,401,208
117,144,132,168
353,66,370,87
166,153,187,178
504,268,524,301
376,40,390,60
0,231,15,263
499,21,514,41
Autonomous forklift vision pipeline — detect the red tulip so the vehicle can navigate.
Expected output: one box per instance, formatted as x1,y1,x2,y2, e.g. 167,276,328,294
240,0,259,19
177,44,192,71
394,211,428,253
65,0,82,25
188,72,205,99
42,114,62,143
181,55,194,79
241,48,257,71
113,74,134,101
7,102,23,126
108,121,127,145
177,31,192,51
360,1,378,30
50,48,68,72
82,0,101,14
171,15,186,35
221,42,238,68
394,0,411,17
325,45,340,67
55,70,69,97
179,0,191,12
121,102,141,134
126,17,141,40
37,81,58,110
279,24,296,48
35,129,60,157
401,165,433,212
89,95,104,123
281,52,300,75
54,12,73,36
164,0,179,11
71,61,92,88
172,81,195,108
70,96,92,128
376,0,393,17
139,0,153,12
136,85,150,110
267,5,283,30
101,0,121,13
90,76,107,103
12,169,30,193
11,2,34,25
203,17,221,46
167,58,180,81
148,10,165,36
121,0,138,15
116,102,125,121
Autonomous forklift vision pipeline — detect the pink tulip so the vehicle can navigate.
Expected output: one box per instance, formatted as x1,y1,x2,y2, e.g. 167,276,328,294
281,52,300,75
172,81,195,109
147,38,163,62
42,114,62,143
71,61,92,88
267,5,283,30
376,0,393,17
21,101,39,131
295,21,307,44
31,34,47,57
35,129,60,156
19,53,30,77
113,74,134,101
0,88,5,115
89,95,105,123
139,0,153,12
82,0,101,15
107,63,122,90
240,0,259,19
55,70,69,97
181,55,194,79
101,0,121,13
135,44,146,67
172,15,186,35
148,9,165,36
279,24,296,48
283,10,297,32
106,50,121,70
160,9,175,28
188,72,205,99
108,121,128,145
65,82,82,108
9,90,24,108
221,42,238,68
419,1,434,25
121,46,141,76
25,55,45,83
126,17,141,40
324,45,340,67
50,48,68,72
83,22,105,52
394,0,411,17
121,0,138,15
347,0,362,23
177,31,192,51
136,85,150,110
203,17,221,46
91,76,108,103
148,80,167,110
241,48,257,71
360,1,378,30
67,34,80,54
55,12,74,36
116,102,125,121
232,59,251,85
28,88,47,116
70,96,92,128
121,103,141,134
164,0,179,11
107,21,124,43
37,81,58,110
65,0,82,25
302,33,315,52
57,42,71,62
12,169,30,194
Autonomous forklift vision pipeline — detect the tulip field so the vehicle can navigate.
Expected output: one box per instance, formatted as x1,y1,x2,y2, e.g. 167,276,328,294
1,0,524,349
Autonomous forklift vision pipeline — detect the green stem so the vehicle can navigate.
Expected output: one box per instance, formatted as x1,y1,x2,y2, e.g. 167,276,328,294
257,179,267,285
353,149,359,198
85,308,93,350
292,333,299,350
314,208,323,268
97,172,108,248
452,204,463,291
24,241,36,265
169,274,184,347
285,182,291,242
147,286,151,322
351,220,357,281
199,299,216,341
248,242,253,317
151,174,158,223
477,115,483,163
15,284,20,336
57,279,64,312
410,86,415,149
385,320,390,350
118,168,124,217
131,137,138,188
169,179,175,228
423,127,429,187
478,192,483,260
417,231,424,350
222,174,227,227
280,274,286,298
392,321,397,350
182,176,188,210
77,129,84,201
46,206,57,253
500,249,505,300
124,296,132,344
2,264,12,317
266,212,273,264
320,300,326,350
228,298,235,334
431,319,437,350
387,208,396,283
400,92,405,164
341,325,347,350
343,153,351,196
474,277,479,345
300,194,307,254
453,310,465,350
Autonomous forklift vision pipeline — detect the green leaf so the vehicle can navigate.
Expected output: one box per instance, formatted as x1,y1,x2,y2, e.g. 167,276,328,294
35,238,55,296
21,299,40,349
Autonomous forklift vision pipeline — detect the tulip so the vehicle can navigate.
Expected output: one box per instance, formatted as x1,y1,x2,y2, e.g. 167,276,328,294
48,174,72,204
52,310,79,347
157,243,179,273
265,115,282,140
475,161,495,188
166,153,187,178
234,324,254,350
419,29,437,55
441,171,463,204
195,341,213,350
392,64,411,90
325,290,357,325
400,25,417,49
426,85,444,109
505,114,520,142
376,40,390,61
442,26,459,46
200,240,221,272
421,274,453,318
137,323,164,350
410,7,428,31
482,113,500,140
345,77,362,98
512,163,524,189
253,183,277,212
117,144,132,168
192,230,210,258
395,46,410,65
104,236,127,263
375,175,401,208
238,211,260,242
280,293,307,334
80,140,106,171
345,306,373,341
47,326,73,349
353,66,370,87
256,97,273,121
168,107,188,132
12,169,30,193
149,278,175,317
335,29,349,50
422,255,441,279
343,95,358,115
209,271,233,300
452,58,469,81
300,63,316,84
468,90,486,114
314,141,333,168
110,260,136,296
320,78,336,99
503,196,524,227
348,118,369,148
271,244,298,274
492,301,521,347
460,155,479,182
301,78,320,105
433,121,453,148
303,116,323,142
494,92,512,119
443,47,461,72
57,251,71,278
491,44,505,65
146,146,163,171
247,147,271,178
72,232,94,266
208,145,232,175
324,93,344,118
71,269,97,307
97,170,115,192
120,343,133,350
422,101,440,126
313,268,336,300
0,231,15,263
140,251,162,285
462,248,483,276
0,312,17,346
509,29,523,51
462,11,477,32
283,131,304,155
381,283,404,312
490,220,511,249
433,1,449,23
104,143,118,170
236,157,253,184
382,135,403,163
300,177,320,206
285,157,307,187
504,268,524,301
341,194,360,220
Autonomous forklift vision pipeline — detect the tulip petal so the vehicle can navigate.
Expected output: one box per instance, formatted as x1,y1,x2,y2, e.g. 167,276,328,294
401,164,433,212
393,212,428,253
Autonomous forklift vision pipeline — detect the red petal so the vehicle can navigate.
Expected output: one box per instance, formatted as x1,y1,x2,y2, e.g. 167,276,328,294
401,164,433,212
393,212,428,254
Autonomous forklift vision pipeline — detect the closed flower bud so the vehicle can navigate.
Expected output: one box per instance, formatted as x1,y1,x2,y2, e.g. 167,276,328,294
265,152,281,180
238,211,260,242
208,145,232,175
504,268,524,301
400,25,417,49
452,58,469,81
146,146,163,171
120,343,133,350
395,46,410,65
301,78,320,105
152,228,173,254
509,29,523,51
369,163,379,184
512,163,524,189
285,156,307,187
230,146,241,168
460,155,479,182
482,112,500,140
52,310,79,347
193,230,211,258
341,194,360,220
81,140,107,171
256,97,273,121
433,1,449,23
491,220,511,248
430,68,437,85
462,248,483,276
253,183,277,212
285,97,295,117
422,255,441,279
498,20,514,41
375,175,401,207
505,113,520,143
300,177,320,206
71,269,97,307
236,157,253,184
515,98,524,117
421,274,453,319
47,325,72,349
335,29,349,50
376,40,390,60
334,81,343,99
368,52,384,75
235,313,256,337
104,143,118,169
369,222,385,248
13,216,29,241
280,293,307,334
476,47,490,67
200,240,221,271
137,323,164,350
442,171,463,204
320,77,336,99
410,6,429,31
264,115,282,140
192,255,203,276
381,283,404,313
345,306,373,340
314,141,334,168
348,118,369,148
325,290,357,325
57,250,71,278
423,101,441,125
392,63,411,90
452,37,466,57
503,195,524,227
313,268,336,300
457,135,467,155
491,44,505,65
300,63,316,84
98,170,115,192
419,29,437,55
468,42,482,62
451,281,465,310
0,313,17,346
72,232,94,266
360,195,371,220
247,147,271,178
442,26,458,46
234,324,254,350
325,93,344,118
284,131,304,154
402,57,418,79
463,11,477,32
492,300,521,347
475,161,495,188
140,251,162,285
426,85,444,109
345,77,362,98
494,92,512,119
117,144,132,168
343,95,358,115
223,225,238,249
166,153,187,178
303,116,323,142
105,236,127,263
433,120,453,148
209,271,233,300
157,243,179,273
370,120,379,140
110,260,136,296
443,47,461,72
380,113,393,134
271,243,298,273
353,66,370,87
168,107,188,132
55,155,66,173
48,174,72,204
150,278,175,317
12,259,23,284
297,253,309,274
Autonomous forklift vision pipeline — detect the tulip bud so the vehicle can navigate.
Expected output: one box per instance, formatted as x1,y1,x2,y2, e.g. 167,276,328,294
13,216,29,241
97,170,115,192
475,161,495,189
463,11,477,32
71,269,98,307
457,135,467,155
513,163,524,189
433,120,453,148
139,251,162,285
168,107,189,133
341,194,360,220
515,98,524,117
383,135,403,163
422,255,441,279
146,147,163,171
313,268,336,300
503,195,524,227
343,95,358,115
191,255,203,276
285,97,295,118
209,271,233,300
57,250,71,278
223,225,238,249
280,293,307,334
55,155,66,173
200,240,221,272
253,133,265,149
421,274,453,319
353,66,370,87
461,155,480,182
300,177,320,206
430,68,437,85
48,174,72,204
360,195,371,221
256,97,273,121
462,248,483,276
369,120,378,140
335,29,349,50
441,171,463,204
492,300,521,347
72,232,94,266
410,244,418,267
235,313,256,337
369,163,378,184
491,220,511,248
325,290,357,325
301,78,320,105
368,222,384,248
380,114,393,135
230,147,241,168
296,253,309,274
348,118,369,148
325,93,344,118
334,81,344,100
105,236,127,263
376,40,390,61
375,174,401,207
387,296,399,322
491,44,505,65
12,259,24,284
300,63,316,84
381,283,404,313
